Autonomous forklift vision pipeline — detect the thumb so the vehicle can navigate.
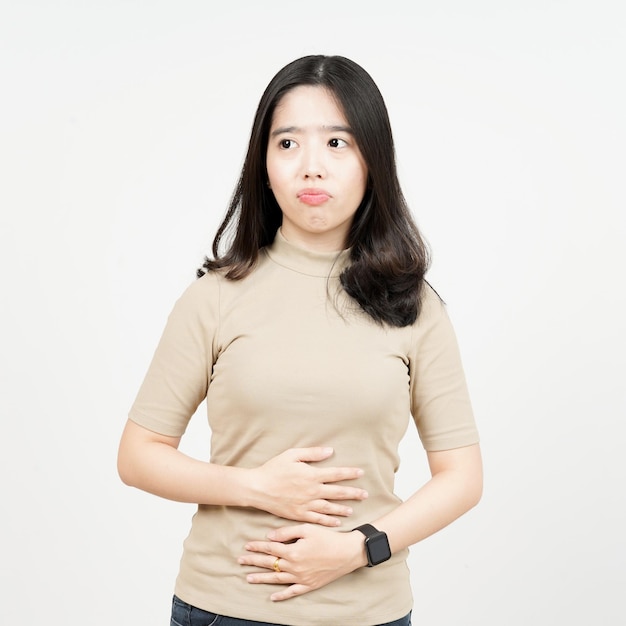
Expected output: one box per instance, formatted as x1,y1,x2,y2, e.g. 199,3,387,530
268,524,307,543
290,446,334,463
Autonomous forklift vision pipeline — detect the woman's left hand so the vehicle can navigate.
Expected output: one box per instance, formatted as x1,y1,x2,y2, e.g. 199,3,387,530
238,523,366,601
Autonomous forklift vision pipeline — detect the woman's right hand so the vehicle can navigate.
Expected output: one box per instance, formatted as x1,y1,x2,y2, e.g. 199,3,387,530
118,421,366,527
248,447,368,527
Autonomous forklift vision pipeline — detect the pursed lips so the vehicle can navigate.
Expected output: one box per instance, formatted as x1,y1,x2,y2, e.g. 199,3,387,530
297,188,331,206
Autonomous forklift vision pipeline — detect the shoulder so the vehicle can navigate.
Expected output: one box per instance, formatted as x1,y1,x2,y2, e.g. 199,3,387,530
165,272,224,329
180,270,221,302
180,259,268,311
407,281,463,354
416,281,447,325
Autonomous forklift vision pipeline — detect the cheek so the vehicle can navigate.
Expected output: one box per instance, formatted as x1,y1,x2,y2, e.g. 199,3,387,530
266,157,293,189
351,156,368,185
266,151,279,178
353,165,368,196
265,155,275,183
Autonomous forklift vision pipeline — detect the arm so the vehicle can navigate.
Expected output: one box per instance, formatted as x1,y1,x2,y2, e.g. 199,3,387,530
117,419,368,527
239,442,482,601
375,442,483,553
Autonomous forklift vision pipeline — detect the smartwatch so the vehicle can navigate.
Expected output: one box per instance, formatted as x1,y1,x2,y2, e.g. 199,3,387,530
352,523,391,567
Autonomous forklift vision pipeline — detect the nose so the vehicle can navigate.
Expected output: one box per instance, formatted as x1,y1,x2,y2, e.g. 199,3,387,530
302,145,326,179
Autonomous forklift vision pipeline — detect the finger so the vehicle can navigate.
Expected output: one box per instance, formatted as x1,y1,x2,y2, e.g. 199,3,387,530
238,553,290,573
312,500,356,517
301,508,355,527
266,525,307,544
243,539,291,556
316,466,366,484
301,511,342,527
270,584,310,602
319,483,369,501
289,446,335,463
246,570,294,585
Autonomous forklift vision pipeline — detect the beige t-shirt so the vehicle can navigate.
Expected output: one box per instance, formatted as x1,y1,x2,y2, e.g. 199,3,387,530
129,230,479,626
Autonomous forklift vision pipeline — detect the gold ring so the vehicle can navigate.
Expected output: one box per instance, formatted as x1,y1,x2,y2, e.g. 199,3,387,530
273,557,281,573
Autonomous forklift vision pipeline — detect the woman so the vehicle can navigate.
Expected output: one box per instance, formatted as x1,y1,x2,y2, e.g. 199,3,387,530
118,54,482,626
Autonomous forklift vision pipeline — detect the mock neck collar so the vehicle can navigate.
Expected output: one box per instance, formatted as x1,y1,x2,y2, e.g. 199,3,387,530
264,229,352,278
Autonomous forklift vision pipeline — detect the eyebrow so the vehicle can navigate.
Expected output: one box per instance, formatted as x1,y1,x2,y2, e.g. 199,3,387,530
270,124,353,137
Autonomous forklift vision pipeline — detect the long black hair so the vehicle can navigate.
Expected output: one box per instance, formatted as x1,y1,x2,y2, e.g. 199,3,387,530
198,55,430,327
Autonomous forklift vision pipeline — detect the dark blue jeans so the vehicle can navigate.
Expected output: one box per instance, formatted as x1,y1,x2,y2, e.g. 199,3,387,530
171,595,412,626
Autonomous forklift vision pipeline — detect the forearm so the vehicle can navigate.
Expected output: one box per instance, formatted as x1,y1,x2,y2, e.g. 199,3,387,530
118,428,252,506
374,443,483,554
117,419,368,522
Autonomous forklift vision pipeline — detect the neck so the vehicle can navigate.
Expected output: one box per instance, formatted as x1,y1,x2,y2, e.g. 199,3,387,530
279,226,348,253
266,229,352,278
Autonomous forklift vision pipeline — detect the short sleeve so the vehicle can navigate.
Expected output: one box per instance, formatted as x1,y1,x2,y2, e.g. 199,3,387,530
409,286,480,451
128,273,220,437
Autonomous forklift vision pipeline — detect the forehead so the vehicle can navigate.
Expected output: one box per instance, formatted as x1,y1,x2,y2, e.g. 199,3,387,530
271,85,347,127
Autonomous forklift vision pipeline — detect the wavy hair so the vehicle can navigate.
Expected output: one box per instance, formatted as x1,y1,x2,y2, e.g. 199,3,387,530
198,55,430,327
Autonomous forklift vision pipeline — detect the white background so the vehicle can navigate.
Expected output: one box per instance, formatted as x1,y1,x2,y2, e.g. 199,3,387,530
1,1,624,624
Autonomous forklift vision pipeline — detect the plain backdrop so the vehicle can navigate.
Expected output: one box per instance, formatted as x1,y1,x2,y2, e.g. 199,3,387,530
1,1,624,624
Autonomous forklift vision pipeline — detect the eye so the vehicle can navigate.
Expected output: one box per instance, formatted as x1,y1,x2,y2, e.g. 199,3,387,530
328,138,348,148
279,138,297,149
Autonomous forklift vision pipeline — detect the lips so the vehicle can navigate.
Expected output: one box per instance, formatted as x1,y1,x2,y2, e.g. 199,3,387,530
297,188,331,206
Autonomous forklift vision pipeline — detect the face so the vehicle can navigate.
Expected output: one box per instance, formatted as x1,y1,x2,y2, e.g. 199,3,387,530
266,85,368,251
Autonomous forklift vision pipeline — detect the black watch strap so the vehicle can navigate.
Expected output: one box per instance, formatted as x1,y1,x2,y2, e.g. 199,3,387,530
353,523,391,567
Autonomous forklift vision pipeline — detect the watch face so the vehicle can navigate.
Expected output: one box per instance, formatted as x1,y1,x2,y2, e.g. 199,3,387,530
367,532,391,565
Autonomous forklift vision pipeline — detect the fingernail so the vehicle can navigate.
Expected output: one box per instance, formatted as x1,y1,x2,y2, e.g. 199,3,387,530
345,508,353,515
267,531,276,540
356,469,364,476
323,447,333,454
362,491,369,498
